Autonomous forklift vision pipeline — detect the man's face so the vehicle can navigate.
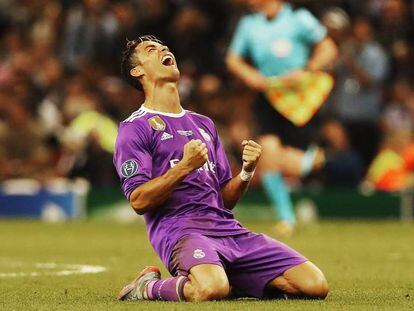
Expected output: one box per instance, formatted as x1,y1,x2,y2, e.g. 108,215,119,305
353,20,371,43
131,41,180,86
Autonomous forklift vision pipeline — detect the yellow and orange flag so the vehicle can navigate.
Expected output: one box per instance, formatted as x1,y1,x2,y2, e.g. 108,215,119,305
265,71,334,126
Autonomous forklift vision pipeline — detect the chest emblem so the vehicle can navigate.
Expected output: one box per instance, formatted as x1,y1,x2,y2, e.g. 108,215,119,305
271,39,293,58
198,128,211,142
148,116,166,131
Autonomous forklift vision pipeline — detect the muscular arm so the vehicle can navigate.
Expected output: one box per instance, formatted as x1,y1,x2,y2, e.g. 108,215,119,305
306,36,338,72
129,162,191,215
221,140,262,210
221,175,250,211
129,139,208,215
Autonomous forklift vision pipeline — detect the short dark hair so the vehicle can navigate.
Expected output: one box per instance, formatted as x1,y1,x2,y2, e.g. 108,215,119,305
121,35,163,91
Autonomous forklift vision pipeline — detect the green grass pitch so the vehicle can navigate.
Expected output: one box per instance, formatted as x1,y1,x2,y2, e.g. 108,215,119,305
1,219,413,310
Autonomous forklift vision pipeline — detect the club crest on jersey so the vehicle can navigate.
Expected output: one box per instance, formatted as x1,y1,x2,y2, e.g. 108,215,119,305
148,116,166,131
120,159,138,178
198,128,211,142
193,249,205,259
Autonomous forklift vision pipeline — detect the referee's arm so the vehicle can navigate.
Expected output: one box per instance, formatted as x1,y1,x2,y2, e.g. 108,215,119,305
306,36,338,72
226,52,267,92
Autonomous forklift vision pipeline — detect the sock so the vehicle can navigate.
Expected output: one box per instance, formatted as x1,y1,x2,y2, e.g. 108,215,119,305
262,172,295,224
301,145,318,176
147,276,189,301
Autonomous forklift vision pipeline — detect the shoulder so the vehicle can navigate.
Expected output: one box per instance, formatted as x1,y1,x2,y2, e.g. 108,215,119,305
237,13,260,28
293,7,314,20
122,107,150,124
186,110,216,128
116,109,152,144
292,7,322,28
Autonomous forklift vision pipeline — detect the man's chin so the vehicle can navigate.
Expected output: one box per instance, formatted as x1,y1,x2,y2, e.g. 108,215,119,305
164,70,180,83
159,72,180,83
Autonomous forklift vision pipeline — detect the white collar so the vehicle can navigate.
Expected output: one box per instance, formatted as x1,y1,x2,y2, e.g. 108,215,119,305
140,105,186,118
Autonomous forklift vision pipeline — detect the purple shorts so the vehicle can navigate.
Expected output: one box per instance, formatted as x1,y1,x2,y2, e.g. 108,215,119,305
168,232,307,298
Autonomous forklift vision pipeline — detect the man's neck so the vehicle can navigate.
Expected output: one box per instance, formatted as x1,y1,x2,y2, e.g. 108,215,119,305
261,1,283,20
143,82,182,114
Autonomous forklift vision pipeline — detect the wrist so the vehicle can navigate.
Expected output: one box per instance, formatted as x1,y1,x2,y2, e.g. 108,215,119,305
174,161,193,176
239,166,255,182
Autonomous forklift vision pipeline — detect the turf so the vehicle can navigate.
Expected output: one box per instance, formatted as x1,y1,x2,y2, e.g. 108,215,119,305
1,220,413,310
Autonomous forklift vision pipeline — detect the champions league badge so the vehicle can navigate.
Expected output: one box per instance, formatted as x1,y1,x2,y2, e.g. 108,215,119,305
148,116,166,131
120,159,138,178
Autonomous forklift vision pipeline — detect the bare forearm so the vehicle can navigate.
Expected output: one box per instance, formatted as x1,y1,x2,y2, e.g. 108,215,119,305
129,162,191,215
226,52,267,91
221,175,250,210
307,37,338,72
129,139,208,215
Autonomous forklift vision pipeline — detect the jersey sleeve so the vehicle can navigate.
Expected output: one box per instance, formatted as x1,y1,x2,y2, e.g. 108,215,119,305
113,122,153,200
229,17,251,57
214,129,232,188
296,9,327,44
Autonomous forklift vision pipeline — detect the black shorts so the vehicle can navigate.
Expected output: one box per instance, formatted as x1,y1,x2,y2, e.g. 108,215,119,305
253,94,320,150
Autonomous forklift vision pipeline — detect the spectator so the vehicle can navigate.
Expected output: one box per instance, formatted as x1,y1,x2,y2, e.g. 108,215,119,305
332,16,389,165
320,120,364,187
61,0,119,70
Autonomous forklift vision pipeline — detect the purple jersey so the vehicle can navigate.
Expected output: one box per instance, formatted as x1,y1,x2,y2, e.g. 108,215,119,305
113,105,248,267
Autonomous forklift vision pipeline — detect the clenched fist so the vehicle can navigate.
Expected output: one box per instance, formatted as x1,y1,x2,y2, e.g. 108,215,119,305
180,139,208,172
241,140,262,172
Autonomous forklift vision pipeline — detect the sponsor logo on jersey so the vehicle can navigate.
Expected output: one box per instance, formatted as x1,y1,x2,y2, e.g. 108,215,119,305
198,128,211,142
169,158,216,173
148,116,166,131
161,132,173,141
177,130,193,136
120,159,138,178
193,249,205,259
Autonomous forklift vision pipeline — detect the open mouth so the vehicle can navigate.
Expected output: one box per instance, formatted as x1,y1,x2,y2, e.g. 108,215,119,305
161,54,174,66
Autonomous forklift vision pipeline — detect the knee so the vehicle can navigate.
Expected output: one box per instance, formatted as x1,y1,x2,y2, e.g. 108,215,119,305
302,273,329,299
194,280,230,302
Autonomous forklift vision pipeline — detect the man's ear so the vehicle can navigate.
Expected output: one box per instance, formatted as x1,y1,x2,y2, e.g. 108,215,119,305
130,66,144,78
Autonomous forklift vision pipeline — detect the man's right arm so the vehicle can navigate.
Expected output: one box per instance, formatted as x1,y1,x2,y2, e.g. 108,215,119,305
226,52,267,92
226,17,267,92
129,139,208,215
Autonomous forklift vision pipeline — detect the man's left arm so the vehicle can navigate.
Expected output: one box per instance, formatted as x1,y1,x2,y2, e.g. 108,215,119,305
306,36,338,72
221,140,262,210
296,9,338,72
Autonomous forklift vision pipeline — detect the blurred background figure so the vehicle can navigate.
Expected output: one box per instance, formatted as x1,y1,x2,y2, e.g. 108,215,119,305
320,120,364,187
226,0,338,235
332,16,389,166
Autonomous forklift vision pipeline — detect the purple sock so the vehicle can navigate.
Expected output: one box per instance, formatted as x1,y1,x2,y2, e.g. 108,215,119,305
147,276,189,301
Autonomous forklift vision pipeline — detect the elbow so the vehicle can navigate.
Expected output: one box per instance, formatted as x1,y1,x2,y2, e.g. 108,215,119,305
129,190,151,215
225,53,237,73
130,200,147,215
326,37,339,61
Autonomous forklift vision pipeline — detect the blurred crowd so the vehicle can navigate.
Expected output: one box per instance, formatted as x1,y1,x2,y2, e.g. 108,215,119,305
0,0,414,190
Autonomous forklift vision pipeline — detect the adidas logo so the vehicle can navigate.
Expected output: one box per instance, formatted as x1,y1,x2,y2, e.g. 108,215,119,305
161,132,173,141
